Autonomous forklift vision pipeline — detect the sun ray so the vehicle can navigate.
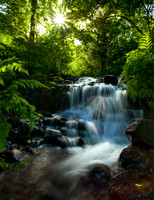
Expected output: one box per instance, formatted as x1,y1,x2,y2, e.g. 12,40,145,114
54,13,65,25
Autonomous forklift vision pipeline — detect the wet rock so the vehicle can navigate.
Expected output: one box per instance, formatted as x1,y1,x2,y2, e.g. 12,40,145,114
126,119,154,148
88,82,95,86
30,127,45,137
0,148,22,164
60,127,68,136
29,137,44,148
103,75,118,85
45,129,62,138
43,117,52,126
88,164,111,182
66,120,78,129
76,137,85,147
44,129,69,148
69,164,112,200
109,171,154,200
78,120,86,131
51,116,67,127
67,137,85,147
34,116,43,125
119,145,154,172
40,112,53,117
6,115,22,128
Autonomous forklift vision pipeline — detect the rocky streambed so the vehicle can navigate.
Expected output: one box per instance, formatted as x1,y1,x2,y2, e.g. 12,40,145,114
0,76,154,200
0,117,153,200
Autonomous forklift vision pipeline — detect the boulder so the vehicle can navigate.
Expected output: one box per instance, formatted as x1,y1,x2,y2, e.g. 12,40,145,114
51,116,67,127
119,145,154,172
78,120,86,131
59,127,68,136
103,75,118,85
88,164,111,182
69,164,112,200
44,129,69,148
30,127,45,137
109,171,154,200
126,119,154,148
29,137,44,148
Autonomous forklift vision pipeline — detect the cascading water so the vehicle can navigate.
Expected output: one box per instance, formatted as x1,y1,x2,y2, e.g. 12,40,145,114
59,77,142,145
48,77,143,198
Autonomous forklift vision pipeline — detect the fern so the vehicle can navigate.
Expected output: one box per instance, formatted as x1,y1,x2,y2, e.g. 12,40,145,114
15,79,50,90
0,60,50,156
0,77,4,85
139,31,153,53
0,116,11,152
122,30,154,109
0,61,29,75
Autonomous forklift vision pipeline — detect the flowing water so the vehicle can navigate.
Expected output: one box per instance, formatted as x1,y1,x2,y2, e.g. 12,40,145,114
48,77,143,198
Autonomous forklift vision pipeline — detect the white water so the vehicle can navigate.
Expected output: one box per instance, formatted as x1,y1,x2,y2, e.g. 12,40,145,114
50,77,143,191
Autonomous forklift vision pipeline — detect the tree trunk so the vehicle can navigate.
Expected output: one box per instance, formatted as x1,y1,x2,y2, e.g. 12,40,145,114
30,0,37,42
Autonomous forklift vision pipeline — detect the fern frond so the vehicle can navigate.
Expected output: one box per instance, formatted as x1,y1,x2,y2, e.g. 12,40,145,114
15,79,50,90
0,77,4,86
139,31,152,53
0,118,11,152
0,62,29,75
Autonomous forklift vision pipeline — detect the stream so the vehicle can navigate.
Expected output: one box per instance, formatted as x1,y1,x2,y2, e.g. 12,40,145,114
0,77,144,200
43,77,143,199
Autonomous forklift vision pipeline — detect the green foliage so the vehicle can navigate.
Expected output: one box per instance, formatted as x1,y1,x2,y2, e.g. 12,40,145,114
0,158,9,169
0,115,11,152
122,31,154,109
11,160,27,171
0,46,50,157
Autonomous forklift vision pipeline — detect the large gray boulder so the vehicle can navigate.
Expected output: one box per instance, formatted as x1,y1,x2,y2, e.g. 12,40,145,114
126,119,154,148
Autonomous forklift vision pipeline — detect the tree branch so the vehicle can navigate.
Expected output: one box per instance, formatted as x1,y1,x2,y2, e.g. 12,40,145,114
97,15,143,35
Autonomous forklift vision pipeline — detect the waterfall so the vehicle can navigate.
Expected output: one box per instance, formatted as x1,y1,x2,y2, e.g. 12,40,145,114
49,77,143,198
60,77,143,145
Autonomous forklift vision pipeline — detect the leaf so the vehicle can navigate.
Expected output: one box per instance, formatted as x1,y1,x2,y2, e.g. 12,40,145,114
0,77,4,86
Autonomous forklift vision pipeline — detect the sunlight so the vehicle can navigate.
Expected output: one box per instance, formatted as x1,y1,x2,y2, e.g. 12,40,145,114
74,39,82,46
54,13,65,25
37,23,46,35
58,0,62,4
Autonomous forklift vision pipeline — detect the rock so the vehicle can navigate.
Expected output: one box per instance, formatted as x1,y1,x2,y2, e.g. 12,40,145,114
34,116,43,125
1,148,22,164
43,117,52,126
6,114,22,128
44,129,69,148
67,137,85,147
103,75,118,85
78,120,86,131
88,164,111,182
60,127,68,136
109,171,154,200
119,145,154,172
51,116,67,127
45,129,62,138
76,137,85,147
30,127,45,137
29,137,44,148
66,120,78,129
126,119,154,148
69,164,112,200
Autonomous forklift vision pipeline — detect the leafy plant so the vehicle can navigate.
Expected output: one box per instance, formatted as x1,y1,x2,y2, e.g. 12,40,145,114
0,57,50,166
122,31,154,109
